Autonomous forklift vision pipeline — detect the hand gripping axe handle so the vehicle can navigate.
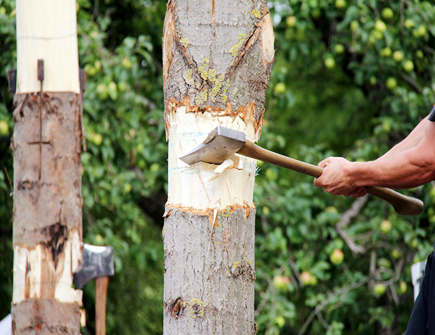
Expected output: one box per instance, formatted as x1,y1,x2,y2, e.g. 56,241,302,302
180,126,423,216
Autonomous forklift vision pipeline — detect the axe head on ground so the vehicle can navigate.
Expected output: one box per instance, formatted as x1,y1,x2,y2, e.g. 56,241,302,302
180,126,246,165
74,244,114,289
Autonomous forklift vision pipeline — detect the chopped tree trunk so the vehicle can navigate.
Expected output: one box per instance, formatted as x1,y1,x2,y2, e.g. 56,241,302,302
12,0,83,334
163,1,274,334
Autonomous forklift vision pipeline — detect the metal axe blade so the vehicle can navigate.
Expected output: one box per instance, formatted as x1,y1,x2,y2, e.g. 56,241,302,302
73,244,114,289
179,126,246,165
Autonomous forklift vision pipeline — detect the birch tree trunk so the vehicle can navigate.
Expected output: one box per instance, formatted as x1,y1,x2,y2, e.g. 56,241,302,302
12,0,83,333
163,1,274,334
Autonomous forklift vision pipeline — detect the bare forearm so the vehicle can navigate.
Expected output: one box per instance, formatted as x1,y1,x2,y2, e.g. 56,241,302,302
350,116,435,188
349,150,435,188
379,116,428,160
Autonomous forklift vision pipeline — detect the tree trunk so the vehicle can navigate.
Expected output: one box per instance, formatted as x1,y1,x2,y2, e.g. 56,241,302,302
12,0,83,334
163,1,274,334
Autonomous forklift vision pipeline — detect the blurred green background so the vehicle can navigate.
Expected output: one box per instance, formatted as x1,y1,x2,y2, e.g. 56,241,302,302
0,0,434,334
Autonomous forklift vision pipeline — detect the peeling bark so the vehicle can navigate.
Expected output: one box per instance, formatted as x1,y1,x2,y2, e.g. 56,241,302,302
163,1,274,334
12,93,83,334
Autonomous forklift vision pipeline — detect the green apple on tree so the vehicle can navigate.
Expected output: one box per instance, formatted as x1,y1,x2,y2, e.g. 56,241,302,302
273,275,291,291
97,83,108,99
380,220,392,233
373,283,386,296
391,249,401,259
399,281,407,295
119,82,128,92
393,51,404,62
334,44,344,54
404,19,415,29
403,60,414,72
413,25,427,38
85,64,97,76
350,20,359,32
325,206,338,214
275,316,285,328
324,56,335,69
90,132,103,146
122,57,133,69
150,163,160,173
330,248,344,265
94,60,102,71
274,82,286,95
380,47,391,57
335,0,346,9
386,77,397,90
286,16,296,28
124,183,132,194
381,8,393,20
300,271,317,286
0,120,9,136
375,20,387,33
265,168,278,181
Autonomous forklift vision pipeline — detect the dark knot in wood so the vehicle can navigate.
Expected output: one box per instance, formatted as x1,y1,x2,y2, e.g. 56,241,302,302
166,297,185,319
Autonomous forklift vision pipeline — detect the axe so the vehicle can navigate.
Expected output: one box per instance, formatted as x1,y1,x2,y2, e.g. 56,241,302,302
180,126,423,216
74,244,114,335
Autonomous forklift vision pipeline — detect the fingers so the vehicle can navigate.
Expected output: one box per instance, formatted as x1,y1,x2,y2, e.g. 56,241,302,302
314,158,332,186
313,177,323,187
347,187,367,198
318,157,332,168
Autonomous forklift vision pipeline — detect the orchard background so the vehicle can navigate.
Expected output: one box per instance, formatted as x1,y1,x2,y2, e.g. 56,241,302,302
0,0,434,334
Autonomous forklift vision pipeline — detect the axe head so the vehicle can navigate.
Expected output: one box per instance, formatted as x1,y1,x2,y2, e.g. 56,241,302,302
179,126,246,165
73,244,114,289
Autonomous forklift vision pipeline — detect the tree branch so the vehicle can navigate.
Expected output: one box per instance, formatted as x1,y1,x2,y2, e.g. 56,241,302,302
336,196,368,254
298,277,369,335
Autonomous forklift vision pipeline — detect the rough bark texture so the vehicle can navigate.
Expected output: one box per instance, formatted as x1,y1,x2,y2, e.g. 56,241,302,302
12,93,83,334
163,0,273,123
164,209,256,334
163,0,273,334
12,299,81,335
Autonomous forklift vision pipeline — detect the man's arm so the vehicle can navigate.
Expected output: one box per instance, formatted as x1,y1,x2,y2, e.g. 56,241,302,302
314,116,435,195
378,116,428,159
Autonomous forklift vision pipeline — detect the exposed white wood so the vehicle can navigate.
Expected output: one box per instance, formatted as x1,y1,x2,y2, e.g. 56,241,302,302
12,246,27,303
12,230,82,304
28,245,42,299
16,0,80,93
167,107,258,210
55,230,82,303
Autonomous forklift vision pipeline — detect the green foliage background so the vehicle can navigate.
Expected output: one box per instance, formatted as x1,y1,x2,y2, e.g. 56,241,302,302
0,0,434,334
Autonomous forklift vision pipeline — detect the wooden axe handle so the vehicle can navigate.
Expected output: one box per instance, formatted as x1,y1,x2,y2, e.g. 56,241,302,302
238,140,423,216
96,276,109,335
